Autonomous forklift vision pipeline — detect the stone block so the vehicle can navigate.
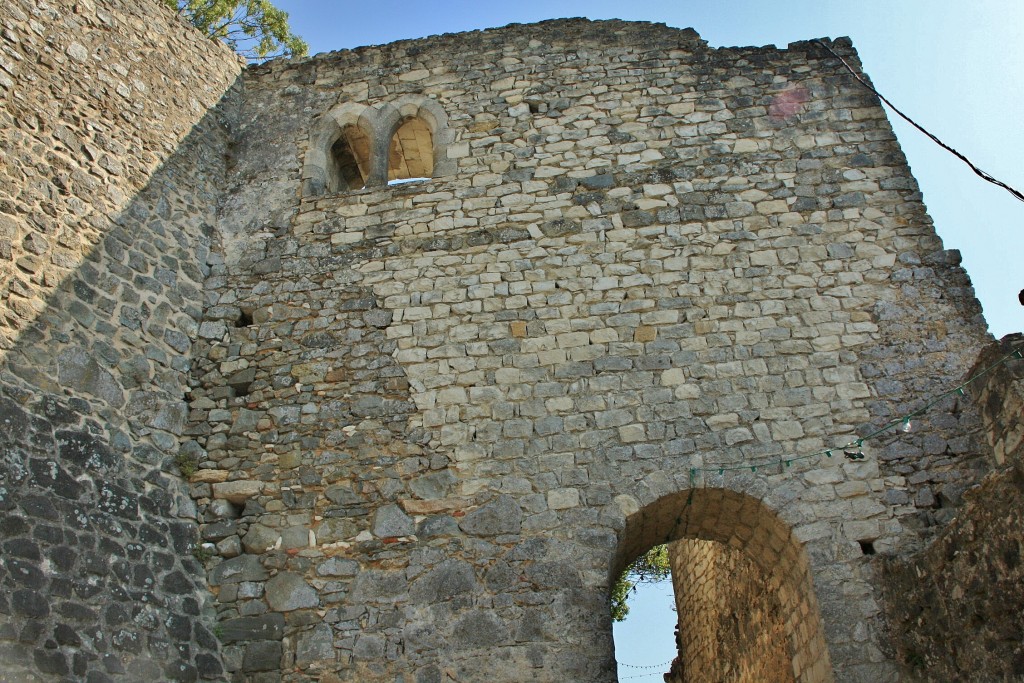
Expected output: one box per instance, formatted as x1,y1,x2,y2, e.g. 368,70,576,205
57,348,124,407
242,524,281,554
635,325,657,342
213,480,264,504
372,504,414,538
192,469,230,484
459,495,522,536
242,641,282,672
219,614,285,644
265,572,318,611
547,488,580,510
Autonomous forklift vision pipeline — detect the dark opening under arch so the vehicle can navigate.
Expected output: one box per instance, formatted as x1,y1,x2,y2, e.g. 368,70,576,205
329,125,371,192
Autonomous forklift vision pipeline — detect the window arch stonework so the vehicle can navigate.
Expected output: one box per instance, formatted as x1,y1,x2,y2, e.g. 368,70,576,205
302,96,454,196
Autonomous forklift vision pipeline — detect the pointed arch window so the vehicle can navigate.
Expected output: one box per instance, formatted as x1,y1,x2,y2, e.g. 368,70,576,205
387,116,434,184
330,125,372,192
303,97,455,197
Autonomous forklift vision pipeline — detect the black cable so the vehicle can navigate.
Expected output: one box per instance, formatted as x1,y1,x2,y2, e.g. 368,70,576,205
814,40,1024,205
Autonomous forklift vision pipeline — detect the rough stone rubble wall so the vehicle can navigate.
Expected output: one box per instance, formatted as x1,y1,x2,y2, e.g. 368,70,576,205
0,0,241,680
882,336,1024,682
669,539,793,683
186,19,992,683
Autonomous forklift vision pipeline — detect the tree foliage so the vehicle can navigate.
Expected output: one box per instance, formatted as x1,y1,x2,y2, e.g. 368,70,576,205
610,544,672,622
166,0,308,60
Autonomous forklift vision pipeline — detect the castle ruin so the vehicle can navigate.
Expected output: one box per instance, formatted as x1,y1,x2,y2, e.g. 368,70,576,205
2,1,1023,681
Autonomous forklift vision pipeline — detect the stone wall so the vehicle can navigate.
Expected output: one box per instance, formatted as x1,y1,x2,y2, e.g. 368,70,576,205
1,4,1011,680
0,0,241,679
668,539,793,683
881,336,1024,681
186,19,993,682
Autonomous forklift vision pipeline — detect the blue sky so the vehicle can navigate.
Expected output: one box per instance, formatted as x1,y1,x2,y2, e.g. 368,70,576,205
268,0,1023,676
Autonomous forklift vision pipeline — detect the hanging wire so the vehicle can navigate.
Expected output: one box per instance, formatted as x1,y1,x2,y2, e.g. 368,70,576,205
618,673,669,680
814,40,1024,204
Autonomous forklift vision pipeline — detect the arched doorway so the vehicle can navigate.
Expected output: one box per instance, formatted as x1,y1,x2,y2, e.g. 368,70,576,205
612,488,833,683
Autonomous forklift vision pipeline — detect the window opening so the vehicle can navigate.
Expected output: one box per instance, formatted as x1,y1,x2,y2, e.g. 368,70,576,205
388,176,430,186
388,117,433,183
330,125,371,192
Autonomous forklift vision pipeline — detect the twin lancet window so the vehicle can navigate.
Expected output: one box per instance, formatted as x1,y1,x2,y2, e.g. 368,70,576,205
330,117,433,190
304,97,454,196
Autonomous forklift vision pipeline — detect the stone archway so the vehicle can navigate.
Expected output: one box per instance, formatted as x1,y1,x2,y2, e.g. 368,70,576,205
613,488,833,683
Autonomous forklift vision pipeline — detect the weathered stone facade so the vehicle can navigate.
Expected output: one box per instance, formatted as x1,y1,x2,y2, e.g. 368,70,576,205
187,18,996,683
0,0,242,679
2,2,1021,682
668,538,794,682
882,336,1024,682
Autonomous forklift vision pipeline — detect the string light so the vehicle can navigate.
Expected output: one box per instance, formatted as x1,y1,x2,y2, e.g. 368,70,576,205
617,660,677,680
686,344,1023,481
617,660,675,670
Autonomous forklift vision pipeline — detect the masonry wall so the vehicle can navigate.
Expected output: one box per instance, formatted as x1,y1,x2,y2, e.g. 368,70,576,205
882,336,1024,681
0,0,241,679
186,20,994,683
669,539,793,683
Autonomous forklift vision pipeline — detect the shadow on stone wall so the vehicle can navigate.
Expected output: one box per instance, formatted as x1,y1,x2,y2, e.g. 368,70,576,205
0,27,241,677
881,335,1024,682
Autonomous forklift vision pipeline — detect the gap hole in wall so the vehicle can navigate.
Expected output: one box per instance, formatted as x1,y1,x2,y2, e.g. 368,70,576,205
235,309,253,327
859,540,876,556
330,127,369,191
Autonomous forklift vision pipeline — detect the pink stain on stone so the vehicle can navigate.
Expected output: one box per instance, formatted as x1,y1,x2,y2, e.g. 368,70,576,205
769,86,810,119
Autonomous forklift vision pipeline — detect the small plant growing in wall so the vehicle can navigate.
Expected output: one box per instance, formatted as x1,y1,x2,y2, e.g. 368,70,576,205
192,544,216,564
904,650,926,669
174,452,199,478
